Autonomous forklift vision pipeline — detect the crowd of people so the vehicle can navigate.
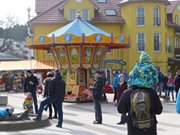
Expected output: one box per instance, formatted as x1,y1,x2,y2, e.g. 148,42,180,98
6,51,179,135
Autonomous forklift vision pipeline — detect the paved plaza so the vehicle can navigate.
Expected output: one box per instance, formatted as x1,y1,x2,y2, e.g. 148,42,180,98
0,93,180,135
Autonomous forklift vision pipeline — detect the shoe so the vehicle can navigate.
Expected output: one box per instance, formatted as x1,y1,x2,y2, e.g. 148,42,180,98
33,118,41,121
93,121,102,124
56,124,62,128
53,116,57,119
117,121,125,125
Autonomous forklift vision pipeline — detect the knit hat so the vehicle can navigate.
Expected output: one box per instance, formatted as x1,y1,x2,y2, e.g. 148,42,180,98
128,52,158,89
118,74,125,79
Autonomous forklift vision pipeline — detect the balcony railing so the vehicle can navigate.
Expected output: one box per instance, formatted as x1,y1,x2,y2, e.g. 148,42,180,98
174,48,180,58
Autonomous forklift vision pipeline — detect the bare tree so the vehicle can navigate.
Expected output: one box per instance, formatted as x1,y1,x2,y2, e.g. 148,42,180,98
0,16,18,52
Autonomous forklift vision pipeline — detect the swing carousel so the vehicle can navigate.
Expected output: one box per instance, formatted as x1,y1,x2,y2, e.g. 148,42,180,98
28,15,130,102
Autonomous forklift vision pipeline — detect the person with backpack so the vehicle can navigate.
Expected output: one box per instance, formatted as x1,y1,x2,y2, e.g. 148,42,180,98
117,52,163,135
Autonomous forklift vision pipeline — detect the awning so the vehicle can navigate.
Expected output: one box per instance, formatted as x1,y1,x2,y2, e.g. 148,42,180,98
0,60,57,71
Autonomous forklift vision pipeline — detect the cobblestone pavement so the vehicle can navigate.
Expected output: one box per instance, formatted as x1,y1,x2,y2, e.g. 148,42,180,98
0,93,180,135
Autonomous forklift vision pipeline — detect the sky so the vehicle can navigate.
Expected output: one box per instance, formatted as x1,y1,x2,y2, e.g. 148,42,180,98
0,0,35,25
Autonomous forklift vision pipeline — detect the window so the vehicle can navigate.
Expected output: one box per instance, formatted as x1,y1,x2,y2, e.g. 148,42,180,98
175,37,179,48
167,37,172,53
105,9,116,16
69,9,76,21
136,7,145,26
154,32,161,51
98,0,106,3
82,9,89,20
153,7,160,26
175,15,178,24
137,33,145,52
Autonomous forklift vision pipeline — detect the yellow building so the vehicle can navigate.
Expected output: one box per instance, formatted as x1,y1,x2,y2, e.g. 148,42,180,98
28,0,180,80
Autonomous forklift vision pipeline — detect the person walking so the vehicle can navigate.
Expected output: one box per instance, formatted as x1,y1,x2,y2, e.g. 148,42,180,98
114,74,127,125
33,69,65,128
157,67,164,96
43,71,57,119
167,74,175,102
117,52,163,135
175,70,180,101
24,70,39,114
90,70,104,124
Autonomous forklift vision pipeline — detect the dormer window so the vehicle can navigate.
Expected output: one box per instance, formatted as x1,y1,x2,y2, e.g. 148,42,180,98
105,9,116,16
98,0,106,3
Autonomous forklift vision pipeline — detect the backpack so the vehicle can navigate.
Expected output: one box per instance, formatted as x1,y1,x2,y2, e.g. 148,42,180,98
130,89,154,129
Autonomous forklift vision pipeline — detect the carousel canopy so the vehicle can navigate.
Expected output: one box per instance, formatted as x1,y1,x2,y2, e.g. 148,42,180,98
47,17,111,37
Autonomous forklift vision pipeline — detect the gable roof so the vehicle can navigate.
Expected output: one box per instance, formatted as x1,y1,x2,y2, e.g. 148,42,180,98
28,0,125,26
35,0,63,14
167,1,180,14
119,0,170,5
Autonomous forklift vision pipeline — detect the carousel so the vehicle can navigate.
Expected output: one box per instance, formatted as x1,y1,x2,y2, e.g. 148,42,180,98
28,14,130,102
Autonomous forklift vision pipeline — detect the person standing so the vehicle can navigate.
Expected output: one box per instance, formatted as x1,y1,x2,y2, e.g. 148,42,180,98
90,70,104,124
157,67,164,96
33,69,65,128
43,71,57,119
24,70,39,114
175,70,180,100
114,74,127,124
167,74,175,102
112,71,119,90
118,52,163,135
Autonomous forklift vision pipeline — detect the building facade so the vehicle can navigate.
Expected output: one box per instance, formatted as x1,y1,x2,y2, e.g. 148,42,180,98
28,0,180,76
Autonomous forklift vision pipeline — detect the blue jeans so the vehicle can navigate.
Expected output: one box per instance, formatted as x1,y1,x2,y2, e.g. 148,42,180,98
36,96,63,125
93,99,102,122
168,86,174,101
31,92,38,114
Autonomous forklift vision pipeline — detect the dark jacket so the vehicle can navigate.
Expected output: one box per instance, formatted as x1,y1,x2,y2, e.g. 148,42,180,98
48,74,65,102
117,88,163,135
43,77,52,98
114,82,127,102
163,75,168,90
24,75,38,93
175,75,180,91
91,77,104,100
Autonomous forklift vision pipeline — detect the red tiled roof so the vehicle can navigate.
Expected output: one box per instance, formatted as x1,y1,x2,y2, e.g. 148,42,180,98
167,1,180,14
29,0,68,25
29,0,125,25
91,0,125,23
35,0,63,14
119,0,170,5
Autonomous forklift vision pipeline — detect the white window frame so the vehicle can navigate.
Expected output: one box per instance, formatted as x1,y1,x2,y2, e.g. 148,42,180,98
154,32,161,52
136,32,146,52
153,7,160,26
167,37,172,54
175,37,179,48
82,9,89,20
69,9,76,21
136,7,145,26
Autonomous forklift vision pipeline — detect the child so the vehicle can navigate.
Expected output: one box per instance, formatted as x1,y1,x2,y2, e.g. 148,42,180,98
0,107,14,118
23,92,34,114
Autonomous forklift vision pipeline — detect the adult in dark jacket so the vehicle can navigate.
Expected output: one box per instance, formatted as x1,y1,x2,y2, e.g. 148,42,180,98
43,71,57,119
114,74,127,124
34,69,65,128
175,70,180,99
118,52,163,135
24,70,39,114
90,70,104,124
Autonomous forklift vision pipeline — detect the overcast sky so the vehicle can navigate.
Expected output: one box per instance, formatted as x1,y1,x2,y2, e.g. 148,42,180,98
0,0,177,26
0,0,35,25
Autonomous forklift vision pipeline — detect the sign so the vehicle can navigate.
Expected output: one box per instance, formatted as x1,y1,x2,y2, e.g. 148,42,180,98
104,59,126,65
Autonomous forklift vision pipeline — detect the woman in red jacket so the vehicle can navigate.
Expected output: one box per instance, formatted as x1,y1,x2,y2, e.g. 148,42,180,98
114,74,127,124
167,74,175,102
